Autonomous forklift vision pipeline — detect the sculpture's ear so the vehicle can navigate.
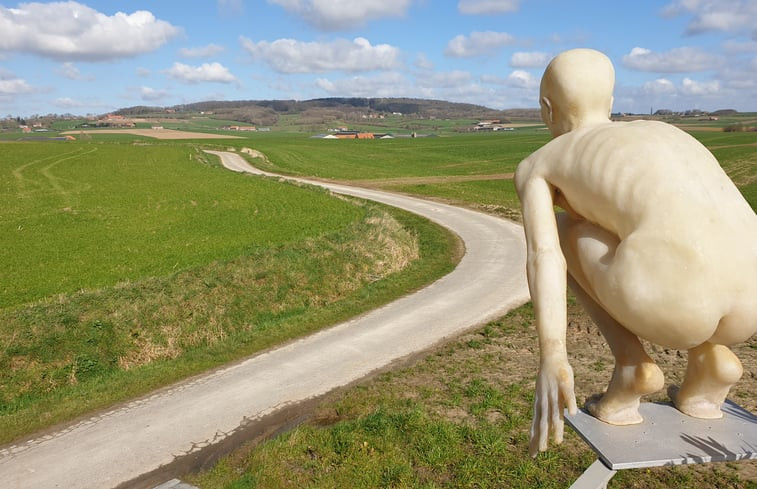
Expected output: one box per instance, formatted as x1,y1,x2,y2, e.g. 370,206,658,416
540,96,554,123
608,95,614,118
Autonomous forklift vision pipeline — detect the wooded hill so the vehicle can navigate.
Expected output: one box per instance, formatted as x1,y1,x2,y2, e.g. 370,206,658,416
115,98,540,126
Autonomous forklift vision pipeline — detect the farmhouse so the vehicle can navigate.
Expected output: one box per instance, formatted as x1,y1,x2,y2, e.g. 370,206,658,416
97,114,135,128
222,125,257,131
473,120,514,131
333,130,374,139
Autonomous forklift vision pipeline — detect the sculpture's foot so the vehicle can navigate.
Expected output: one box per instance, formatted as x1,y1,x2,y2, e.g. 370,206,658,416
585,361,664,425
669,343,742,420
668,385,724,419
585,393,643,425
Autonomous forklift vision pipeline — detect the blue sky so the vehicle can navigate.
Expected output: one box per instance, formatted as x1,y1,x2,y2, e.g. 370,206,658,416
1,0,756,117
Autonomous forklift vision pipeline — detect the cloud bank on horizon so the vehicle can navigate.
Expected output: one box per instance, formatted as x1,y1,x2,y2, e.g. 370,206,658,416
1,0,756,116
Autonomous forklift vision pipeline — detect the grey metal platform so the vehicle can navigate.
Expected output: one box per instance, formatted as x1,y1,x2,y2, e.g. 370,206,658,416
565,400,757,488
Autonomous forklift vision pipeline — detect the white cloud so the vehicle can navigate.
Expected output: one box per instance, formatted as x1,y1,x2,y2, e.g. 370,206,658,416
240,37,401,73
0,2,181,61
510,51,550,68
180,44,225,58
414,53,434,70
458,0,519,15
164,62,239,84
315,72,416,98
53,97,85,109
418,70,473,89
662,1,757,35
445,31,515,58
437,83,499,107
723,39,757,54
643,78,677,95
57,62,94,81
136,67,152,77
0,76,33,95
480,74,508,85
506,70,539,89
681,77,719,95
622,46,723,72
268,0,411,31
140,86,170,101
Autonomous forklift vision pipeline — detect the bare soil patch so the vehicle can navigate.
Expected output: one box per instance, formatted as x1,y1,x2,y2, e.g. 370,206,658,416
62,129,241,140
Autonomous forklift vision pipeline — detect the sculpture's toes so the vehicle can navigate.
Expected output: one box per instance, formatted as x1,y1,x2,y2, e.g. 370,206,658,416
585,393,644,425
667,385,724,419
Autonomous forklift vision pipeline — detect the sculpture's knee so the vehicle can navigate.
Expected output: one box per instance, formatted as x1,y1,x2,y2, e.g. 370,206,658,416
713,353,743,386
690,344,743,386
634,361,664,394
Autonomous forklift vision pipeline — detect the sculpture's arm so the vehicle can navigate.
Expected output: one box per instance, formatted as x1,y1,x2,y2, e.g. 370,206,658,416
518,175,578,456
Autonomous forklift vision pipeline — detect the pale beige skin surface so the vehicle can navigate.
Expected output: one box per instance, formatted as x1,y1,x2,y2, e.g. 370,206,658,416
514,49,757,457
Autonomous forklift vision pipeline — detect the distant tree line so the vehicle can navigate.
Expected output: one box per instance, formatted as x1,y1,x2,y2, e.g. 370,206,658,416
115,97,510,123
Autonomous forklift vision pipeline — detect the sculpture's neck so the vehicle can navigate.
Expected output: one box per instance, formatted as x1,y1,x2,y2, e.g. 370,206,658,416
551,113,611,138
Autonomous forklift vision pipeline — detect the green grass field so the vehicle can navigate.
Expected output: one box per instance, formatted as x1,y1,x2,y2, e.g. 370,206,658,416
227,132,550,180
0,140,459,443
1,142,362,309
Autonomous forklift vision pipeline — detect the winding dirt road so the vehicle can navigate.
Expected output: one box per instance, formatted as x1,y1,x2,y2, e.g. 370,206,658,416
0,151,529,488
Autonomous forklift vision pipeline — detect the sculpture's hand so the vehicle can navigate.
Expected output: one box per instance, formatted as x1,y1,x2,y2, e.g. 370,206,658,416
529,356,577,457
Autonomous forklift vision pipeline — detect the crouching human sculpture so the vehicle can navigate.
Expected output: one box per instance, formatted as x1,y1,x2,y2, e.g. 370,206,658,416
514,48,757,457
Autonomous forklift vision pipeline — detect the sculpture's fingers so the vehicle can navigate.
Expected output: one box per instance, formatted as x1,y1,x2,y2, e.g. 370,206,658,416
566,391,578,415
552,410,564,444
538,391,550,452
528,429,539,457
551,390,564,445
559,372,578,415
528,404,540,457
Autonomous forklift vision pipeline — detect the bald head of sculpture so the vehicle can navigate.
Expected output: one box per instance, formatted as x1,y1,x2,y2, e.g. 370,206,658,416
540,48,615,137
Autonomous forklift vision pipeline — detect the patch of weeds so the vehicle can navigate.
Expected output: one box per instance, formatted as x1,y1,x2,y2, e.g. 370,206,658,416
591,360,606,372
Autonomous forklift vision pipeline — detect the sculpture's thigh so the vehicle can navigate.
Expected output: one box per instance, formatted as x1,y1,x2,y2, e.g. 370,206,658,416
556,213,620,304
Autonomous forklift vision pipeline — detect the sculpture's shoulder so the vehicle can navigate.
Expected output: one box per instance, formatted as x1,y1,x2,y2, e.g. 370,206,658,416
568,120,698,156
515,122,626,186
518,120,715,182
